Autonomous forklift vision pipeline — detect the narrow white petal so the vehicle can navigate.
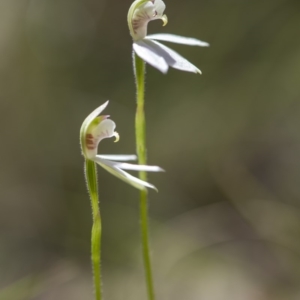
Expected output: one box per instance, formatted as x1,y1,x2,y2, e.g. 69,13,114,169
147,34,210,47
98,155,137,161
133,41,169,73
116,163,164,172
142,39,202,74
94,156,158,191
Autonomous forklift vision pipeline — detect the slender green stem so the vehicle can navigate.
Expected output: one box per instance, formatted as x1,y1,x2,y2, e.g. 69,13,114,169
134,52,155,300
85,159,102,300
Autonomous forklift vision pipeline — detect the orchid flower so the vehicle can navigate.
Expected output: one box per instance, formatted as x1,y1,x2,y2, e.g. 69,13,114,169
128,0,209,74
80,101,163,191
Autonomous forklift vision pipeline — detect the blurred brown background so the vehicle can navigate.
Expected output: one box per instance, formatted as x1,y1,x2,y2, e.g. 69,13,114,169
1,0,300,299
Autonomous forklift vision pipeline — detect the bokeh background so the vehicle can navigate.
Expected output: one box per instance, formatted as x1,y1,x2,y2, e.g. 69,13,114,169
1,0,300,299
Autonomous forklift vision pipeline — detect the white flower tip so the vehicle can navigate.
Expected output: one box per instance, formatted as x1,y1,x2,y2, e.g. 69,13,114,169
154,166,165,172
200,42,210,47
139,183,158,192
113,132,120,143
143,185,159,192
162,14,168,26
149,184,159,192
138,181,159,192
146,165,165,172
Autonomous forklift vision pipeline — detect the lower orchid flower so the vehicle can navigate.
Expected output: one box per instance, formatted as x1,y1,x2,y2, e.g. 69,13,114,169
80,101,163,191
80,101,164,300
128,0,209,74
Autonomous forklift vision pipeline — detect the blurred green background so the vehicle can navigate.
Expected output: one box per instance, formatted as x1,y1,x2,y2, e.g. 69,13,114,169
1,0,300,299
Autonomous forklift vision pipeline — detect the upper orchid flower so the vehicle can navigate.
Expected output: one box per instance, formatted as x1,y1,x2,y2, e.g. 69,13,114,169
80,101,163,191
128,0,209,74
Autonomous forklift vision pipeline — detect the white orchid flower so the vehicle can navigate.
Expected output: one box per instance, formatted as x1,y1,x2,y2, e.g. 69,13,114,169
80,101,163,191
128,0,209,74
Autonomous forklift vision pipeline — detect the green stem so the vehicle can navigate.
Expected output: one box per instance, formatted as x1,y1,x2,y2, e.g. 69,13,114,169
134,53,155,300
85,159,102,300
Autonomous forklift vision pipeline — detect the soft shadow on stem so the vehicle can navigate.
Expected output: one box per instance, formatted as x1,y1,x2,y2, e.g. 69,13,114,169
85,159,102,300
133,52,155,300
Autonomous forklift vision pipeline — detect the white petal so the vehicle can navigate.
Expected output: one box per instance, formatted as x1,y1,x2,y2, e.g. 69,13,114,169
98,155,137,161
147,34,209,47
116,163,164,172
94,156,158,191
133,40,169,73
142,39,201,74
93,119,116,140
153,0,166,17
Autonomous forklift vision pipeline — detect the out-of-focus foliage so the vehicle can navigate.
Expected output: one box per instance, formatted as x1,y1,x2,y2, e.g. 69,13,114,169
1,0,300,299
